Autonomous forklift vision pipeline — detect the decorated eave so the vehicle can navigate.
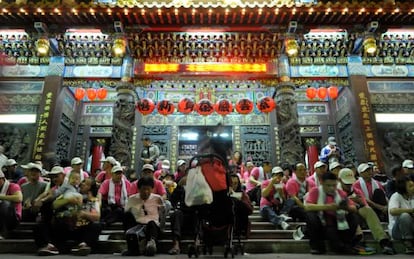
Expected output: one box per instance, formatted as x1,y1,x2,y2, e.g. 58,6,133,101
0,1,413,27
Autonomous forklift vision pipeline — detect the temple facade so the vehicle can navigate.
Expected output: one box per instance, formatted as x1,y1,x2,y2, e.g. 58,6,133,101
0,0,413,174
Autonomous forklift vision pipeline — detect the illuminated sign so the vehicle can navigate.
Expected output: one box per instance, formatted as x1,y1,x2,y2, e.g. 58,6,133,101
141,63,268,74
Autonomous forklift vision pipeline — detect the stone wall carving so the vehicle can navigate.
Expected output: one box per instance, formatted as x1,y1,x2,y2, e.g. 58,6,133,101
56,122,72,162
0,125,34,163
337,113,356,164
240,126,271,166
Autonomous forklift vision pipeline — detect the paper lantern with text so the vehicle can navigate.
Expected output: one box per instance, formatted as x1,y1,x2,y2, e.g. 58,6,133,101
136,98,155,115
87,88,97,101
215,99,233,116
306,87,317,100
257,96,276,113
317,87,327,99
235,98,254,114
195,99,214,116
328,86,339,100
96,87,108,100
157,100,175,115
177,98,195,114
74,88,86,101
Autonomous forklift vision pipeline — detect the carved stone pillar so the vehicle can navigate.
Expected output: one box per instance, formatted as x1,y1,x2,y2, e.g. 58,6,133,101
275,82,304,165
304,138,319,175
110,81,136,168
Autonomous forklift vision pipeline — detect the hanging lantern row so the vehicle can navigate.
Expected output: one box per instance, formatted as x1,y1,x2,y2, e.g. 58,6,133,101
136,97,276,116
306,86,339,100
74,87,108,101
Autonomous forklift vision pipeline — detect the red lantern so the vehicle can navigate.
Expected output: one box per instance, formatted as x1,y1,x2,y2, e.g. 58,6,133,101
235,98,254,114
96,87,108,100
195,99,214,116
328,86,339,100
257,96,276,113
306,87,317,100
215,99,233,116
177,98,195,114
157,100,175,115
87,88,97,101
74,87,86,101
136,98,155,115
317,87,327,99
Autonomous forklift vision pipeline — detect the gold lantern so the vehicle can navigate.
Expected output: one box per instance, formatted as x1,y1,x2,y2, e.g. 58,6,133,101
285,39,299,57
112,38,126,57
363,36,377,54
36,38,50,56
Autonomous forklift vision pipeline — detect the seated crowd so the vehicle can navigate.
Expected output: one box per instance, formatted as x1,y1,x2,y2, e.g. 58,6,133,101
1,151,414,256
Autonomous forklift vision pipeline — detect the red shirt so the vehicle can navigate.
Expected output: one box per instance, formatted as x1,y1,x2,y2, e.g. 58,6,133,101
4,182,22,220
352,179,384,200
98,179,131,206
285,177,311,198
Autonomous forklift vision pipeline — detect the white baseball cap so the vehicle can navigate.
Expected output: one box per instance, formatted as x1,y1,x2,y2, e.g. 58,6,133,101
71,157,83,165
357,163,371,174
161,160,170,169
338,168,356,184
177,160,186,167
271,166,284,175
5,159,17,166
49,166,64,175
402,159,414,169
329,161,342,171
21,162,42,172
101,156,118,165
142,164,155,172
314,161,326,169
111,165,124,174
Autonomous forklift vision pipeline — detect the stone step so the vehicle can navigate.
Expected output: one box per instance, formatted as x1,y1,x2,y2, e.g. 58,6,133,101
0,238,405,255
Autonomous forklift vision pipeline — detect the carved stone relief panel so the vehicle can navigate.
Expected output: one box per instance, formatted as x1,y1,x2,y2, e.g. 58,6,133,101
240,126,271,166
56,122,72,162
141,126,171,160
337,113,356,164
0,124,35,164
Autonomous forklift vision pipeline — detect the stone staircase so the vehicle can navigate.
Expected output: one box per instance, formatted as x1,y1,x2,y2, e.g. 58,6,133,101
0,206,402,255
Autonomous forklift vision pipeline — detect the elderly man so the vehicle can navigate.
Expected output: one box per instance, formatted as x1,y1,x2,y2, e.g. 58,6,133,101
402,159,414,176
95,156,119,185
0,170,22,239
21,162,48,222
307,161,327,189
337,168,395,255
285,163,312,221
353,163,388,221
64,157,89,182
4,159,23,183
97,165,131,225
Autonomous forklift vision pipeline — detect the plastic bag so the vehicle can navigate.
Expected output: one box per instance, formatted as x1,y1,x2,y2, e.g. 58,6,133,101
185,166,213,206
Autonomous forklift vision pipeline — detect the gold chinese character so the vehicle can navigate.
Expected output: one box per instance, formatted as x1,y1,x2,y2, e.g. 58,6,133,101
46,92,53,98
363,119,370,126
367,140,375,146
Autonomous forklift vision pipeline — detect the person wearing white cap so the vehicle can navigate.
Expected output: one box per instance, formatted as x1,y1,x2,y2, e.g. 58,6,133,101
97,165,131,225
285,163,312,222
307,161,327,188
129,164,168,201
402,159,414,175
174,159,187,183
353,163,388,221
64,157,89,183
319,136,345,164
260,166,292,231
337,168,396,255
154,159,171,180
4,159,23,183
329,161,342,177
95,156,119,186
21,162,48,221
0,169,23,240
305,171,359,255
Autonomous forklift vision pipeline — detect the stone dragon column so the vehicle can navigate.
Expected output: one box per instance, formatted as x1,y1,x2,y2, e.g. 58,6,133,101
110,81,136,168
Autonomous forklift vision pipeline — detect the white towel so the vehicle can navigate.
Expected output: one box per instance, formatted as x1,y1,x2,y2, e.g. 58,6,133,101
0,179,9,195
108,178,128,206
359,177,379,199
316,186,349,230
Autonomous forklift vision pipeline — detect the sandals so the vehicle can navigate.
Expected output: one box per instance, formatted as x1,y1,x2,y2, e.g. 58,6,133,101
168,247,180,255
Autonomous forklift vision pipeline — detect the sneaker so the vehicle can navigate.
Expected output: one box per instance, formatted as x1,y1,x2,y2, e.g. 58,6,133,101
279,214,292,222
382,246,396,255
71,242,91,256
292,226,305,240
38,243,59,256
352,245,376,255
280,221,290,230
0,235,4,240
145,239,157,256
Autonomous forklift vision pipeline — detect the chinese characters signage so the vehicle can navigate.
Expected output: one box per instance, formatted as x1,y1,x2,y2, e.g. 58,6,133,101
33,91,53,160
